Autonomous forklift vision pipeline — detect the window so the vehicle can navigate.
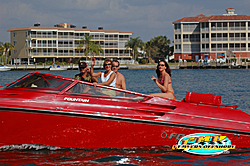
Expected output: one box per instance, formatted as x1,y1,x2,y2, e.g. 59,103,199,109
67,83,147,101
8,73,73,92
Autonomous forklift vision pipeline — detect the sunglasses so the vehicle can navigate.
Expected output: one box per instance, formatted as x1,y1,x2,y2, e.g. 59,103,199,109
158,64,165,67
104,63,112,66
112,65,119,68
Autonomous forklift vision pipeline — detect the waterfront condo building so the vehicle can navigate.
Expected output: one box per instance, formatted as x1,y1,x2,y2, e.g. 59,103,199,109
173,8,250,61
8,23,133,64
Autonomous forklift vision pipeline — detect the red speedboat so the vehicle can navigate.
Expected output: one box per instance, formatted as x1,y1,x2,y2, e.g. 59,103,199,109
0,72,250,149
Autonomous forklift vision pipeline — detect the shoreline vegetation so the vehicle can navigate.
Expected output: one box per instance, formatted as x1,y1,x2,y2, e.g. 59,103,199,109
3,61,249,70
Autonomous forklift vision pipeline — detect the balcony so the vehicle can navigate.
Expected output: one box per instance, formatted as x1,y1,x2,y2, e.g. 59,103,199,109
175,39,181,43
229,37,246,41
119,38,129,41
183,39,200,42
229,27,246,31
211,37,228,41
31,44,57,47
104,45,118,48
58,35,74,39
174,29,181,33
211,27,228,31
58,44,74,47
201,28,209,31
201,38,209,42
30,35,57,38
201,48,209,52
104,37,119,40
31,53,57,56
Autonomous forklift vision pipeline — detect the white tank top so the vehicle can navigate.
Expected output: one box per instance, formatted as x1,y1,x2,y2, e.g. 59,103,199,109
101,71,116,87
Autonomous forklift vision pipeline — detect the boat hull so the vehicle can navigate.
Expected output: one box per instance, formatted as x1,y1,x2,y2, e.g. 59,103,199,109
1,109,250,149
49,67,68,71
0,66,12,71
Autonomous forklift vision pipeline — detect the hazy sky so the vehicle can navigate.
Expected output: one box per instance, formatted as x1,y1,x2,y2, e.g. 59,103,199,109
1,0,250,43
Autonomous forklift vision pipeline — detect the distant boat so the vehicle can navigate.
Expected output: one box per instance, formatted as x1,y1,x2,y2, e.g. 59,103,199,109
49,65,68,71
0,65,12,71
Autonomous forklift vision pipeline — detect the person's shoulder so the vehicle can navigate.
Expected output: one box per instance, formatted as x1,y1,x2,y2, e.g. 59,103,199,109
73,73,81,80
117,72,125,79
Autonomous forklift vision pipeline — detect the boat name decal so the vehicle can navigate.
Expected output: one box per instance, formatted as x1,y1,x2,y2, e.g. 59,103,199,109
172,133,236,155
64,97,89,103
161,132,185,140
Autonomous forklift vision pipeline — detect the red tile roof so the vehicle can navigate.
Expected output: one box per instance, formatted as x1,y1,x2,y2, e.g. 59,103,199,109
173,14,250,23
226,8,235,10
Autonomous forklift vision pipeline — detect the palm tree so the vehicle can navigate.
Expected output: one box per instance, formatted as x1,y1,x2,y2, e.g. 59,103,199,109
145,39,157,63
0,42,4,64
125,37,144,60
77,34,93,60
86,42,104,57
3,42,14,64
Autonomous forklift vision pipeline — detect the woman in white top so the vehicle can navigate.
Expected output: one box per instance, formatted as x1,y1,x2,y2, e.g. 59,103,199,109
90,58,116,87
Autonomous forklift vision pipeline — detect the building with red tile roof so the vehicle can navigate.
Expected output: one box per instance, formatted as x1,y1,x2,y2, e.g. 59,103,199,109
7,23,133,64
173,8,250,62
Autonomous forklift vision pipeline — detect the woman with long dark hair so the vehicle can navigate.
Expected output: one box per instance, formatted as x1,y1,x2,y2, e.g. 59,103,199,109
150,60,175,100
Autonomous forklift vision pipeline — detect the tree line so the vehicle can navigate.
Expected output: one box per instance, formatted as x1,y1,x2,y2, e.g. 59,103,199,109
77,35,174,62
125,36,174,62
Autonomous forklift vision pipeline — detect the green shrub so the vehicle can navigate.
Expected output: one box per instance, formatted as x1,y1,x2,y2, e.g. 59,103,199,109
139,59,148,64
242,59,250,62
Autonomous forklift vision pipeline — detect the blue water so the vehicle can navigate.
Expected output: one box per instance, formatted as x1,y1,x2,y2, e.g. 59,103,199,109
0,69,250,165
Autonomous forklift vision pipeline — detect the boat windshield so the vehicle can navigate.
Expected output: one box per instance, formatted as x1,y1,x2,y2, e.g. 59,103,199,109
67,82,148,101
7,73,73,91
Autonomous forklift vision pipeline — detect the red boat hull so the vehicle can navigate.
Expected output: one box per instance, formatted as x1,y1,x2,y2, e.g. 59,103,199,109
1,72,250,150
1,109,250,149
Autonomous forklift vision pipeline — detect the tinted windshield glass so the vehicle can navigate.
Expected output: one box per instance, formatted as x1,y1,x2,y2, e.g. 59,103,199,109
67,83,147,100
8,73,72,91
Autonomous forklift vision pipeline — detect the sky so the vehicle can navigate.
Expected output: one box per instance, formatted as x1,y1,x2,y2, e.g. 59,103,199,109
0,0,250,43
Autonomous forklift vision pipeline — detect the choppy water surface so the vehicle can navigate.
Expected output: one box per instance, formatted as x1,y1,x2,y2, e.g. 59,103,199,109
0,69,249,165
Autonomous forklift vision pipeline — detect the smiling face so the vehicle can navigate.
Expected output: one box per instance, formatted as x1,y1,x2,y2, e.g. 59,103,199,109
158,61,166,72
112,61,119,73
103,59,112,71
80,65,89,74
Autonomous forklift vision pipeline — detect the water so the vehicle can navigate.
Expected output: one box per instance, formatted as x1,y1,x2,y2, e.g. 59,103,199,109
0,69,250,165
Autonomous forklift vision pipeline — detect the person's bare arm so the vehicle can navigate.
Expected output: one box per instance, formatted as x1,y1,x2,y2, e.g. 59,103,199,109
121,75,126,90
90,58,101,77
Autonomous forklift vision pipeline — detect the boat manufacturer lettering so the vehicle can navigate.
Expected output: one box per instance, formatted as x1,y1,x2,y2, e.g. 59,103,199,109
64,97,89,103
161,132,185,140
172,133,236,155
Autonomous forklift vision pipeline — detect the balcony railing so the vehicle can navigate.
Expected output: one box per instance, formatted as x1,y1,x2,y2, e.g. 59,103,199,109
201,48,209,52
211,37,228,41
229,37,246,41
201,38,209,42
30,35,57,38
31,44,57,47
211,27,228,31
104,37,119,40
58,44,74,47
229,27,246,31
175,39,181,43
104,45,118,48
211,48,229,51
183,39,200,42
201,28,209,31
